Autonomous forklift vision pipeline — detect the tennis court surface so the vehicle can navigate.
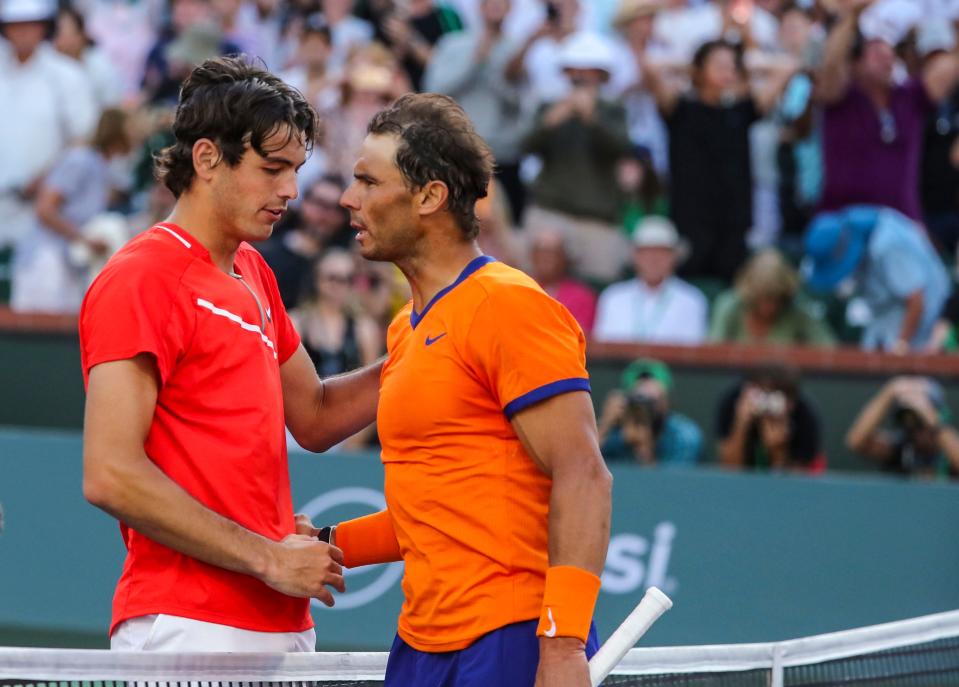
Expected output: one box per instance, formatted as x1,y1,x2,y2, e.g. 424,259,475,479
3,609,959,686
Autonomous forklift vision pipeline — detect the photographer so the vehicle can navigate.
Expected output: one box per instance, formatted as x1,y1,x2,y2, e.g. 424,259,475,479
717,362,825,471
846,377,959,479
598,359,703,466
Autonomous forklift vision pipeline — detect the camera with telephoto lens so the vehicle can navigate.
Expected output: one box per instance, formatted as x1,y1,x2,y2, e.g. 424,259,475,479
625,392,665,436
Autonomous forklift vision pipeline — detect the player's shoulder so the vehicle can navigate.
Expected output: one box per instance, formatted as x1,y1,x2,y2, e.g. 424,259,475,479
468,260,551,306
89,225,196,299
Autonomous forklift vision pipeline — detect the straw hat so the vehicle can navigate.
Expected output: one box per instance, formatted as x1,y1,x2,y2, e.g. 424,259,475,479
614,0,664,28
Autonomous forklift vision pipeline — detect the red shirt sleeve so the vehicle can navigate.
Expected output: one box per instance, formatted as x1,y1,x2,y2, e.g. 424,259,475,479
79,256,195,387
464,283,589,418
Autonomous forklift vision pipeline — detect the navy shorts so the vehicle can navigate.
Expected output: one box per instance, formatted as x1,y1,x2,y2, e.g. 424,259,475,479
384,619,600,687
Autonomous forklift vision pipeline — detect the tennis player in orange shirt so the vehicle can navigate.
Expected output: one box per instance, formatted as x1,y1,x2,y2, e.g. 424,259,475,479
327,93,612,686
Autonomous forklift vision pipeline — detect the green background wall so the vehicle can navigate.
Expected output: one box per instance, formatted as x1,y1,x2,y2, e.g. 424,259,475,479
2,430,958,650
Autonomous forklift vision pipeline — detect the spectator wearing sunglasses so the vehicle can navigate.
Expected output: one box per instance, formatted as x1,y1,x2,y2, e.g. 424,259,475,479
815,0,959,222
257,174,354,308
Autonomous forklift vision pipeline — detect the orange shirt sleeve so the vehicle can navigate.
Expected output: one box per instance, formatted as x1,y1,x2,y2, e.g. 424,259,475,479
465,283,589,418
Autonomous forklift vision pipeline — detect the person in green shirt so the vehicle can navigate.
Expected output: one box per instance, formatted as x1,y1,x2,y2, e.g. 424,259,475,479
709,248,836,346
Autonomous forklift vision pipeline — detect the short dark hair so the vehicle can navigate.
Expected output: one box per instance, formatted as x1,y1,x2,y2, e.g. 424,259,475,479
367,92,494,240
155,56,321,197
692,39,744,74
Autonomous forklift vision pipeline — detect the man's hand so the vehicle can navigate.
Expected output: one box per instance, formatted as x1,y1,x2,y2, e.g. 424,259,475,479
534,636,590,687
294,513,320,537
260,535,345,606
837,0,875,16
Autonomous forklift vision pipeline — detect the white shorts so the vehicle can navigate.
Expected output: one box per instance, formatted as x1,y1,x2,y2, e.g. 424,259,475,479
110,614,316,652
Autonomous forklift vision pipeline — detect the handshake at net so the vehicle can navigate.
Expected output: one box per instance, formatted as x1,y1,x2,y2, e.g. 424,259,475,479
258,513,345,606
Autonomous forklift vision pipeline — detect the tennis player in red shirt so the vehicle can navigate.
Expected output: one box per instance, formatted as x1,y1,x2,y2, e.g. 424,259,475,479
330,93,612,686
80,57,381,651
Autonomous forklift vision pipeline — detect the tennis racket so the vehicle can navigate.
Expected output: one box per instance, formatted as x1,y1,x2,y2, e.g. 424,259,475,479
587,586,673,686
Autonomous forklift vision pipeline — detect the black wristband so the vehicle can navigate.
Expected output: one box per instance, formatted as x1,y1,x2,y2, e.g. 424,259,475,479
317,526,334,544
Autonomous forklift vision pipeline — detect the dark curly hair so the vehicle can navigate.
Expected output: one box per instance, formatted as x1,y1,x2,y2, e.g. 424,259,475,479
367,93,494,240
155,56,321,198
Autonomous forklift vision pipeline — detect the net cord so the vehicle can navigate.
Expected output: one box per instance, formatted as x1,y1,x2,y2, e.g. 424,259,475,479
3,609,959,681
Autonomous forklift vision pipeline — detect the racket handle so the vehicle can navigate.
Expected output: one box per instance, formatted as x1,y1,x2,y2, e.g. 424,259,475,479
588,586,673,686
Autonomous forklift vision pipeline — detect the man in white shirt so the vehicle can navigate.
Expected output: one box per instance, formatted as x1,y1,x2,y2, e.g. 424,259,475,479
0,0,98,292
594,216,708,344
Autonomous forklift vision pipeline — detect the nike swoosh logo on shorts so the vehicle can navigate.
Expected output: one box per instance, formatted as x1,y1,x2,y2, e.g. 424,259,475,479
545,607,557,637
425,333,447,346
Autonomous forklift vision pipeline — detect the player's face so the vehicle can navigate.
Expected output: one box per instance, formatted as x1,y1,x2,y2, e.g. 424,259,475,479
340,133,421,263
209,127,306,244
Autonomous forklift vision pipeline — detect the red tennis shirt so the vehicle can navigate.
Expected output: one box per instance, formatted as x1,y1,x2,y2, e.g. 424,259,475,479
79,223,311,636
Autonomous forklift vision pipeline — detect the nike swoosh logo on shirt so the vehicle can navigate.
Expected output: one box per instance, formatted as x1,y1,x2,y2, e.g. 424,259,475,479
425,333,447,346
545,607,557,637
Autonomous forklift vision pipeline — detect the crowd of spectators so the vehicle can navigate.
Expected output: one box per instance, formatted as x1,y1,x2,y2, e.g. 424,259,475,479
2,0,959,467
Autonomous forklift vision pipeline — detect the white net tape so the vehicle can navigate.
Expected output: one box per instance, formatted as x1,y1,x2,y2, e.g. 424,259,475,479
3,609,959,684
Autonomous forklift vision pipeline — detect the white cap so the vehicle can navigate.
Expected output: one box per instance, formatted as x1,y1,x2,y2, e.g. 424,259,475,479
917,18,956,57
632,216,690,259
0,0,55,23
859,0,922,45
559,32,616,74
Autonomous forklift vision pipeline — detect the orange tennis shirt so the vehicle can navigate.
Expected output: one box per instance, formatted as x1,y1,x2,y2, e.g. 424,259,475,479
377,256,590,652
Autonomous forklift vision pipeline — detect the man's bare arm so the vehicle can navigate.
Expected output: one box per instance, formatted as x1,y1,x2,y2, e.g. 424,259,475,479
815,1,872,105
281,345,383,452
83,355,345,604
512,391,612,687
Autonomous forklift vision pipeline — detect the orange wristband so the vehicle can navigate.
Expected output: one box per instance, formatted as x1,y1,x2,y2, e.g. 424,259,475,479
536,565,601,643
335,510,403,568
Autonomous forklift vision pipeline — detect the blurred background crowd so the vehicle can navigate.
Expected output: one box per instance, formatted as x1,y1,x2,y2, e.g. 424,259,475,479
2,0,959,475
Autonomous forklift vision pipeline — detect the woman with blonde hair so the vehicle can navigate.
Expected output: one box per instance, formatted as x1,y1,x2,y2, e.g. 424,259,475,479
709,248,836,346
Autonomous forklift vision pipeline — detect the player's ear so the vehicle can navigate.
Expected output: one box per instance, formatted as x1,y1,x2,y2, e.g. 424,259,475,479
193,138,223,183
416,180,449,218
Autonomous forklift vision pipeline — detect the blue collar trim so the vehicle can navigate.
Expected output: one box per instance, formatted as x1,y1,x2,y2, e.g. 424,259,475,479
410,255,496,329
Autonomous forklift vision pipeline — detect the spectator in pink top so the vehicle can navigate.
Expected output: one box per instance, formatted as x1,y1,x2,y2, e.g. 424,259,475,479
815,0,959,221
528,227,597,337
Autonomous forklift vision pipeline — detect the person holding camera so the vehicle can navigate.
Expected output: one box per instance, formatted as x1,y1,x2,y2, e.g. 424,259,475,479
846,376,959,479
598,359,703,466
716,362,825,471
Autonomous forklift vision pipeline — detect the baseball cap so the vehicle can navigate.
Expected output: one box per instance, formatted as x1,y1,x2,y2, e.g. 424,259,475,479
0,0,55,24
559,32,616,74
621,358,673,392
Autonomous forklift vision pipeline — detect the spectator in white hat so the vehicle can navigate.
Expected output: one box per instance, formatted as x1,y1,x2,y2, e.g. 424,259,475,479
593,216,709,344
0,0,98,299
522,30,635,283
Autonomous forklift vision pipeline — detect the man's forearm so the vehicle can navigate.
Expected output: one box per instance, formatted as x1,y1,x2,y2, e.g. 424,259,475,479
898,291,924,348
816,10,858,102
846,386,894,452
546,459,611,575
84,446,276,580
302,360,384,451
335,509,402,568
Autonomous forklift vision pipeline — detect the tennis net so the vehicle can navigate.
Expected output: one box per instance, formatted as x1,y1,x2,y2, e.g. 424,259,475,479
3,609,959,686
